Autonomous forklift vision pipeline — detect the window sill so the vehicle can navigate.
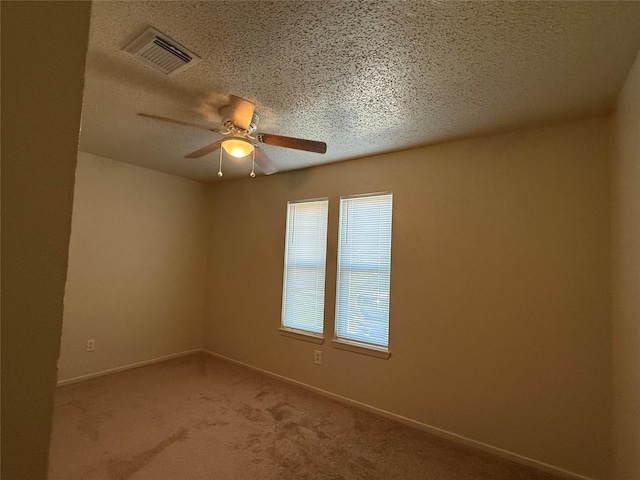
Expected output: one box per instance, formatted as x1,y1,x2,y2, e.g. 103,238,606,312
331,339,391,359
279,328,325,344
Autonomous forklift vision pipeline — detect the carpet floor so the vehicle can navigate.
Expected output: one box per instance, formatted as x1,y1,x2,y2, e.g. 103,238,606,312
49,352,562,480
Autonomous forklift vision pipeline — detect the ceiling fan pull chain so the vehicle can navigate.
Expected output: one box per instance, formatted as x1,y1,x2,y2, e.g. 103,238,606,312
217,148,223,177
250,149,256,178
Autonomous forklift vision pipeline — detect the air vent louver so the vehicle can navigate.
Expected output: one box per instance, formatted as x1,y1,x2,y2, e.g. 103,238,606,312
124,27,201,76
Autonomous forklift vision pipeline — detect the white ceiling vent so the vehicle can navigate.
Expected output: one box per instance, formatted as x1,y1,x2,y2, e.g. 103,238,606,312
124,27,201,76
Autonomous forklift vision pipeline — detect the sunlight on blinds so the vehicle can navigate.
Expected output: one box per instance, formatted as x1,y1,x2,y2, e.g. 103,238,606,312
281,199,329,334
335,193,393,348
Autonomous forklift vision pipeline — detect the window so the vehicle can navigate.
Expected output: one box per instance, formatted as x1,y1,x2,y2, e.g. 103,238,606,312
335,193,393,350
281,199,329,337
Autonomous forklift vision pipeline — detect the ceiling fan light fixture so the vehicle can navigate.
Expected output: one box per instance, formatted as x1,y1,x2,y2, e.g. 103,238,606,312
221,137,254,158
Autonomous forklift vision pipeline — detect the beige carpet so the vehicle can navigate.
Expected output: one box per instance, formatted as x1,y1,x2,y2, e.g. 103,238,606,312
49,353,562,480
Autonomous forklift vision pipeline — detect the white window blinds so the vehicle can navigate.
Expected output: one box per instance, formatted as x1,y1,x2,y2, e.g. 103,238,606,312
281,199,329,335
335,193,393,348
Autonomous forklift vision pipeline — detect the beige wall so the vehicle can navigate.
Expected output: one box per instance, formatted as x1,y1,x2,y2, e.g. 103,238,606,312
57,152,208,382
203,116,611,479
0,2,92,478
611,50,640,480
0,3,627,479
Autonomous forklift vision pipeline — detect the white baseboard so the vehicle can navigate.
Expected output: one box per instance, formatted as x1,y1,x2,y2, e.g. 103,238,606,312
202,349,595,480
56,349,201,386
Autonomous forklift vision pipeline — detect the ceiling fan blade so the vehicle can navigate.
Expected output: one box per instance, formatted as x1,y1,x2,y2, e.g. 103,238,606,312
185,141,222,159
254,147,278,175
137,113,219,132
257,133,327,154
228,95,255,130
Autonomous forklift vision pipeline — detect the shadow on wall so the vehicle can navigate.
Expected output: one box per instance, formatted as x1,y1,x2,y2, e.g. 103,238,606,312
285,168,314,191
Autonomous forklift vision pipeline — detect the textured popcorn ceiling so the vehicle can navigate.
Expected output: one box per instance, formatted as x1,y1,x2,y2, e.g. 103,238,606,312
80,1,640,181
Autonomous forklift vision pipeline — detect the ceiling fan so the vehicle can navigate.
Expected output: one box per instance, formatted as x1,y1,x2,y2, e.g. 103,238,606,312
138,95,327,177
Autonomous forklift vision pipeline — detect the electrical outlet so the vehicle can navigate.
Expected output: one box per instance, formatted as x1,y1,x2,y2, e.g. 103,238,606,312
314,350,322,365
86,339,95,352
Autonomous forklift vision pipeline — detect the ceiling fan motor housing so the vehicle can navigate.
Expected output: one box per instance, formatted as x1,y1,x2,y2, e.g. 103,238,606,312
219,107,259,135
